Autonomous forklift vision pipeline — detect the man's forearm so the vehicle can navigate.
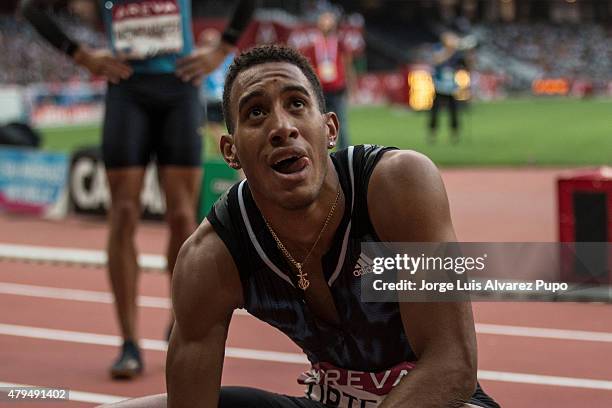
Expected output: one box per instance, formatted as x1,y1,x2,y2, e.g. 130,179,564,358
166,339,225,407
20,0,80,57
379,359,476,408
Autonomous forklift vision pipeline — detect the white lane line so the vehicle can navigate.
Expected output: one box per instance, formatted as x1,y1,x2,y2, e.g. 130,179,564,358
1,324,612,391
476,323,612,343
478,371,612,391
0,282,249,315
0,282,171,309
2,282,609,340
0,381,127,404
0,243,166,271
0,324,307,365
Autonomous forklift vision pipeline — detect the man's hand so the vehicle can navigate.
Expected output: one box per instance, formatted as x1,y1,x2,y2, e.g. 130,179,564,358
73,47,132,84
176,44,233,85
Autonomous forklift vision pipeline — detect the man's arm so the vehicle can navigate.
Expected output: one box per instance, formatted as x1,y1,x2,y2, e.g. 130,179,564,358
368,150,478,408
19,0,132,83
176,0,255,83
167,220,244,408
20,0,79,56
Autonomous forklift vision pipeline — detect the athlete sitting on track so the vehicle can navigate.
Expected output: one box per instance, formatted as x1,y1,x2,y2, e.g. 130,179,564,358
103,45,500,407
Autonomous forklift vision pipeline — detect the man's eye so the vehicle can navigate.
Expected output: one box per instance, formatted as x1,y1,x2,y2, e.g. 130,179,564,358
248,108,264,119
291,99,305,109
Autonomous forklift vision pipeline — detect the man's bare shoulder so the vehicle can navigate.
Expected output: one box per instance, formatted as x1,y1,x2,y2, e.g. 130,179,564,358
368,149,454,242
172,220,244,340
370,149,443,201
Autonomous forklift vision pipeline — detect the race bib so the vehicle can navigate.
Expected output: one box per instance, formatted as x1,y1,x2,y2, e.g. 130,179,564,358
298,361,416,408
111,0,184,60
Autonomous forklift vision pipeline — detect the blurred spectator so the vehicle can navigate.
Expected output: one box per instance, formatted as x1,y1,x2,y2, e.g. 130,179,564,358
302,10,355,150
198,28,234,153
428,31,468,144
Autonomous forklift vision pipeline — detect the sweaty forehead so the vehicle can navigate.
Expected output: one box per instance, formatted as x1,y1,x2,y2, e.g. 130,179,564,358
231,62,313,104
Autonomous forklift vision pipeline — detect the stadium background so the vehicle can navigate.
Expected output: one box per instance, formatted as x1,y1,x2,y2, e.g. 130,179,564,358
0,0,611,407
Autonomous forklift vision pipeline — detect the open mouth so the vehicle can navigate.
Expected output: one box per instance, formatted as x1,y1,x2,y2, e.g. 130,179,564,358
271,155,308,175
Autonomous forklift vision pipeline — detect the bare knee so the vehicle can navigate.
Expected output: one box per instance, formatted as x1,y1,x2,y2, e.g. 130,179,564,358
110,199,141,237
166,207,196,237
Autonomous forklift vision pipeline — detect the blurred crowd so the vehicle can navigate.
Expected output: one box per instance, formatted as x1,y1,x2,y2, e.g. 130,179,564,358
0,15,105,85
2,11,612,93
473,23,612,90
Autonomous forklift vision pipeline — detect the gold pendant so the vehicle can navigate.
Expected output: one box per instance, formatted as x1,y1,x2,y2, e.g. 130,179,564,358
296,265,310,291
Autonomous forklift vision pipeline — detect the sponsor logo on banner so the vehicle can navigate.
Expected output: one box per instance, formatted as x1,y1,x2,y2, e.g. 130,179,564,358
28,81,106,127
111,0,183,59
0,147,69,218
69,148,165,219
31,104,104,127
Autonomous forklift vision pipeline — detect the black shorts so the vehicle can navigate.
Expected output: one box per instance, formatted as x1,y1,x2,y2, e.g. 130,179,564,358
218,383,500,407
219,387,323,408
102,73,203,169
204,100,224,124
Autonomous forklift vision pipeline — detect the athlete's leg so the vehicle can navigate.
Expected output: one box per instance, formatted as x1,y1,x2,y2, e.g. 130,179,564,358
102,80,151,378
97,393,488,408
219,387,325,408
98,388,327,408
106,168,146,342
156,80,202,277
155,80,203,339
449,94,460,143
428,92,441,143
158,166,201,275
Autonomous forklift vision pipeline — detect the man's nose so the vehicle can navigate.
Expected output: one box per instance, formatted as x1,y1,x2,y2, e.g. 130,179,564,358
267,108,298,146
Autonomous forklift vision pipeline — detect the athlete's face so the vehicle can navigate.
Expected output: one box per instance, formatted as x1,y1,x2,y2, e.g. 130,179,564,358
222,62,338,210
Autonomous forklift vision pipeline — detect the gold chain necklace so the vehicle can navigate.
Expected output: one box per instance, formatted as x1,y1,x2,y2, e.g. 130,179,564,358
263,186,341,291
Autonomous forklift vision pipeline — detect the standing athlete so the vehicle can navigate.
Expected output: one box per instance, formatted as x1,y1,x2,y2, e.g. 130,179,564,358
20,0,254,379
103,45,499,407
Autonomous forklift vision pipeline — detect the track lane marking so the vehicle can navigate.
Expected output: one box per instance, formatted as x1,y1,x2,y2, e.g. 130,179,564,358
0,323,306,364
0,243,165,271
1,323,612,390
1,282,610,341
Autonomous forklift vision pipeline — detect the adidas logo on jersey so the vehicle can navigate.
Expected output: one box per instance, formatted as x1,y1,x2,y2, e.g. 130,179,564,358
353,253,375,277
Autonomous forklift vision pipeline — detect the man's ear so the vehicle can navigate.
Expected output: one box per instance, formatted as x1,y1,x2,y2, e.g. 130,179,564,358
220,134,242,170
324,112,340,150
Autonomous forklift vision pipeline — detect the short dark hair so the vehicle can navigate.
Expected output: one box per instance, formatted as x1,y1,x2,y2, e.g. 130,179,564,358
222,44,326,134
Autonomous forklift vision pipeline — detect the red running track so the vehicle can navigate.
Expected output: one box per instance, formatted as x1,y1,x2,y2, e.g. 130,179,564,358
1,168,611,407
